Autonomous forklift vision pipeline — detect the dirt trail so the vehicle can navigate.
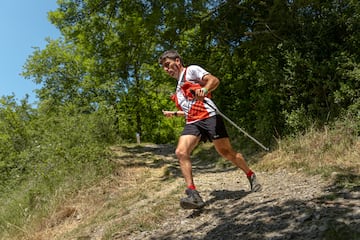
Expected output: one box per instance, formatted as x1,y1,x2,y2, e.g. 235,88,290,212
29,144,359,240
124,144,360,240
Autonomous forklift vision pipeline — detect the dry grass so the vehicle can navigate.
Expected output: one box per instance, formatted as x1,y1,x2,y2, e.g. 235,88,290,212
257,123,360,185
17,145,183,240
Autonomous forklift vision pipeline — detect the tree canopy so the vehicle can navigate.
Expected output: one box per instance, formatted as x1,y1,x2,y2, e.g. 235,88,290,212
19,0,360,144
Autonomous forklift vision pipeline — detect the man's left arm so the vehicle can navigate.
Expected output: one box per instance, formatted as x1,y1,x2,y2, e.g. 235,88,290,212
196,74,220,97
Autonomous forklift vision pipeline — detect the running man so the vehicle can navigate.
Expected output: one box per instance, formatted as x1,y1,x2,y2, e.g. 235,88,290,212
159,50,262,209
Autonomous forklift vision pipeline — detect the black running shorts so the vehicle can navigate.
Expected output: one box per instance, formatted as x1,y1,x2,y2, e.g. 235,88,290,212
181,115,229,142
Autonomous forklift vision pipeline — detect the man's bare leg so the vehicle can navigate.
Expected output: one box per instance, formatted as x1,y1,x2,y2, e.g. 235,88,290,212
175,135,206,209
213,137,262,192
175,135,200,187
213,137,251,174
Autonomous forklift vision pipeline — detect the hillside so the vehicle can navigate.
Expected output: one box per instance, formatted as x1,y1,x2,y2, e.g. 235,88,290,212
25,143,359,240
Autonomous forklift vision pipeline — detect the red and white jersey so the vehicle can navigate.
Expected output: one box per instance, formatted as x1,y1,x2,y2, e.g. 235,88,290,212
172,65,218,124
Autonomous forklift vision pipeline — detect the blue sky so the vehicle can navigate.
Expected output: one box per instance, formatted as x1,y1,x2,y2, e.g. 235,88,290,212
0,1,60,104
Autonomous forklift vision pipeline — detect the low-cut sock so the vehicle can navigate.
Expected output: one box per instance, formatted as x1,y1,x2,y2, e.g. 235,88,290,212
246,170,254,178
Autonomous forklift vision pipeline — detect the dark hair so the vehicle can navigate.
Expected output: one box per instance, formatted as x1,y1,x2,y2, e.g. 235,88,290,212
158,50,184,66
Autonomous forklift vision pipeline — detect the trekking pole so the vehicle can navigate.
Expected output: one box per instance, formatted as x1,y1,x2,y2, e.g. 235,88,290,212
206,100,270,151
190,89,269,151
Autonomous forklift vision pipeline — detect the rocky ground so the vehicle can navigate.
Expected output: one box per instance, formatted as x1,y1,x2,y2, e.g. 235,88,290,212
124,144,360,240
27,144,359,240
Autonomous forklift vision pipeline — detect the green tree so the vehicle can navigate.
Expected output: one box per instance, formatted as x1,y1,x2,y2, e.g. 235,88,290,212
0,96,34,184
22,0,360,145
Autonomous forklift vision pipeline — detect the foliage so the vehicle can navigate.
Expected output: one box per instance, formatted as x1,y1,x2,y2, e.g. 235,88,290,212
0,96,34,185
19,0,360,145
0,98,114,236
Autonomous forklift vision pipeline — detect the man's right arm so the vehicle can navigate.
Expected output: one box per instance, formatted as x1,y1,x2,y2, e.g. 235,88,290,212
162,110,184,117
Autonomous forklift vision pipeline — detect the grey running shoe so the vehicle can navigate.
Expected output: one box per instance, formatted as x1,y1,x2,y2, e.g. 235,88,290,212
180,189,205,209
248,173,262,192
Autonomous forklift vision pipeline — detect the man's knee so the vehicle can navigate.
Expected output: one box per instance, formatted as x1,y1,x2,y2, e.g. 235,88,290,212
216,145,239,160
175,148,189,160
236,152,245,161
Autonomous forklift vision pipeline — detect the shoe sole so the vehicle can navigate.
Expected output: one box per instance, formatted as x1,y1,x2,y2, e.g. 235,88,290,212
252,184,263,192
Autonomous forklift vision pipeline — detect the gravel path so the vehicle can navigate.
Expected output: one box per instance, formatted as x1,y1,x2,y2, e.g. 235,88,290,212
126,145,360,240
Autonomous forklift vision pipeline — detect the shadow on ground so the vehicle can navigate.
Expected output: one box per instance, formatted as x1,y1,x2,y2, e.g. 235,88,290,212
114,144,360,240
150,183,360,240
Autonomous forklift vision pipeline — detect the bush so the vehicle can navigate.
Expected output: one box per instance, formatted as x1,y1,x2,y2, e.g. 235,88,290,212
0,100,115,237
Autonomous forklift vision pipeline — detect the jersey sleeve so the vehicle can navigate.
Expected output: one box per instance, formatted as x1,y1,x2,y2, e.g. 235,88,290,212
186,65,210,84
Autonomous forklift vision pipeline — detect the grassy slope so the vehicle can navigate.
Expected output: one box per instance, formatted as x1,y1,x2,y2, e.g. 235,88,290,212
258,122,360,189
4,122,360,239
